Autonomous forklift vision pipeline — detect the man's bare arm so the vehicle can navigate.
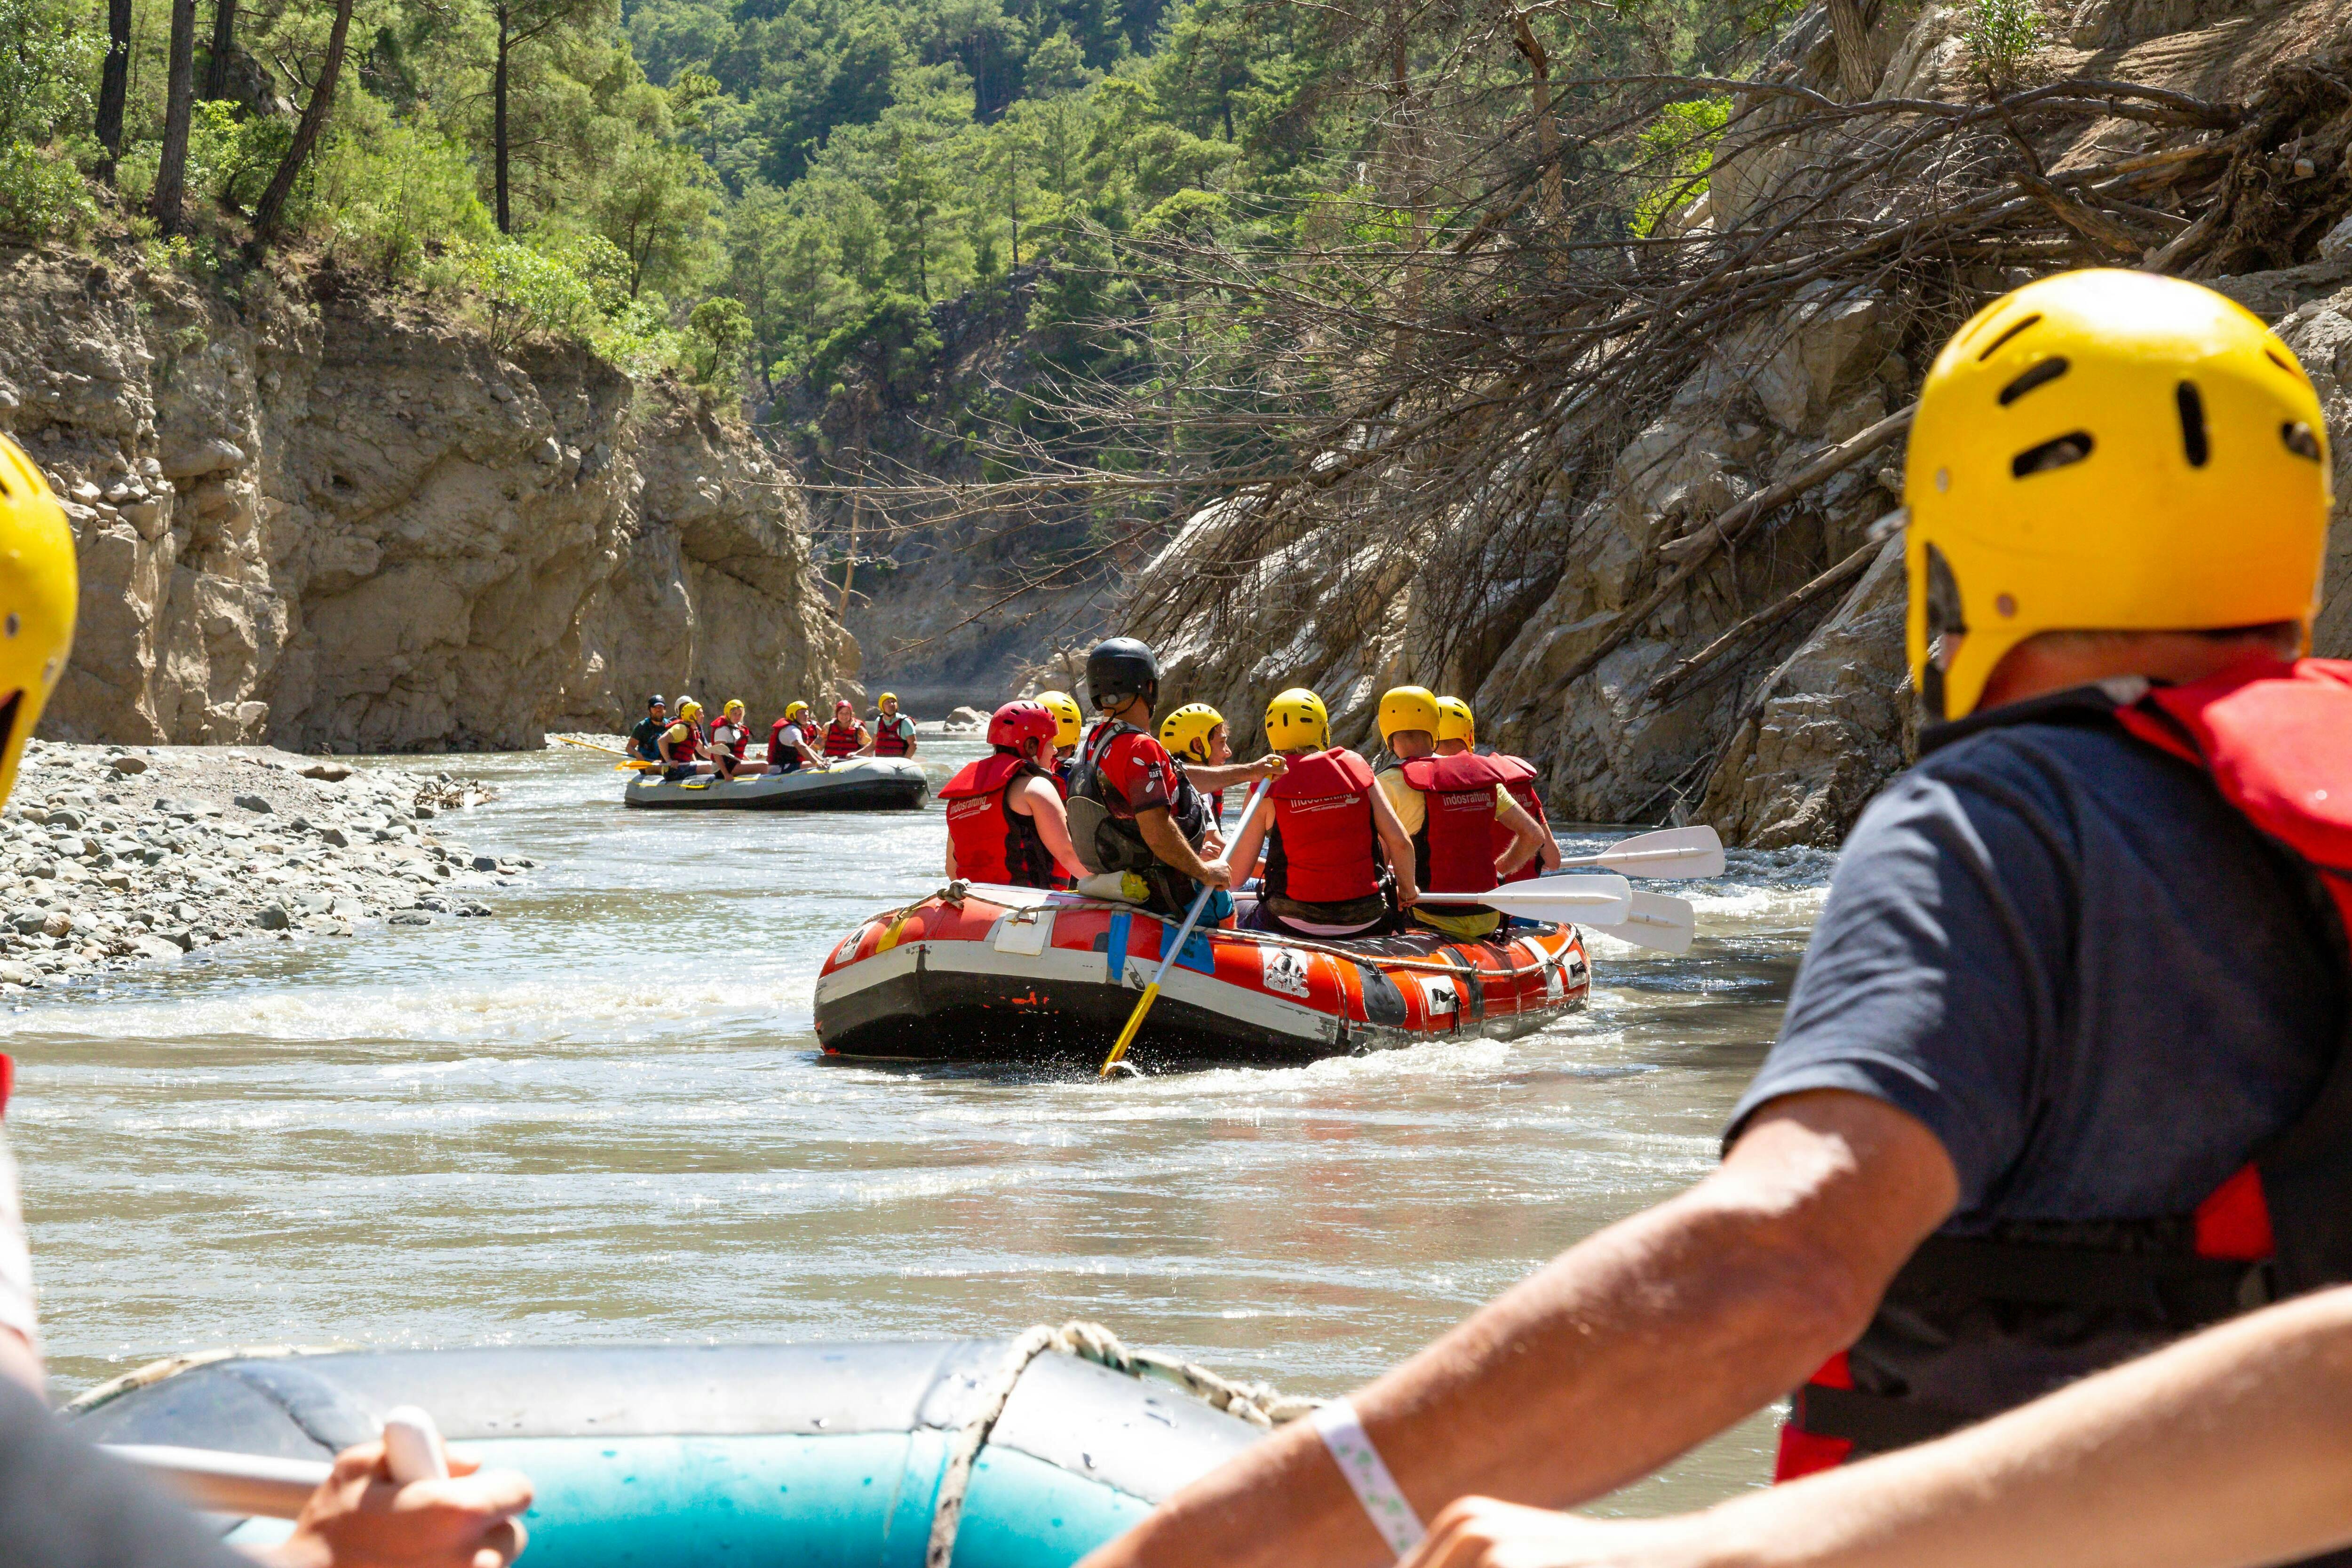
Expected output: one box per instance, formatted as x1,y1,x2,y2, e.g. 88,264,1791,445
1077,1091,1957,1568
1407,1283,2352,1568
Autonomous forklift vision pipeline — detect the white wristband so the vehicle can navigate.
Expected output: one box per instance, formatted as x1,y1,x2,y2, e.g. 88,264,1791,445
1311,1397,1425,1558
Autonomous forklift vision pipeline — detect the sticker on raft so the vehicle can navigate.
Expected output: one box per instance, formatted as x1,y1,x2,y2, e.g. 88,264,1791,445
1422,977,1458,1015
1260,945,1311,999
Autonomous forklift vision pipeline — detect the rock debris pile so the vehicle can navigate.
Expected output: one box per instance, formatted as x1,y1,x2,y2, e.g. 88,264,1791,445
0,742,533,989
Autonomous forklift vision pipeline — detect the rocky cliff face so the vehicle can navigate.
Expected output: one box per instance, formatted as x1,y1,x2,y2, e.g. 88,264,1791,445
1136,0,2352,846
0,247,857,752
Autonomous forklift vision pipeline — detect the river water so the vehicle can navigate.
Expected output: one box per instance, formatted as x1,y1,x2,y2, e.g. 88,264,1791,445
1,738,1835,1515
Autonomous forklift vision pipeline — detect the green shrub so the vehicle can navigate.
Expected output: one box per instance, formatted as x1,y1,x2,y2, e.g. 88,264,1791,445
1632,97,1729,239
687,295,751,384
1966,0,2044,86
0,138,97,239
456,238,601,352
185,100,292,216
312,119,493,277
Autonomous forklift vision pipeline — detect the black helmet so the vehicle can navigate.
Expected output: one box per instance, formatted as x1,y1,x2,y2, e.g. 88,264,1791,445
1086,638,1161,712
648,694,667,708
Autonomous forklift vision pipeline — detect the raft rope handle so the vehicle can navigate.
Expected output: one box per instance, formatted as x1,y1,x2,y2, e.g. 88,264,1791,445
927,1320,1322,1568
1312,1398,1426,1559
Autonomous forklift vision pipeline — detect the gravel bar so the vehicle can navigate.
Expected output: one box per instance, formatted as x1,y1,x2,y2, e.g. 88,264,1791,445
0,740,533,989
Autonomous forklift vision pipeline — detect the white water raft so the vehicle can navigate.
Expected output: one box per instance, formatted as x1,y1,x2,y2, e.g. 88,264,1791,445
624,757,930,811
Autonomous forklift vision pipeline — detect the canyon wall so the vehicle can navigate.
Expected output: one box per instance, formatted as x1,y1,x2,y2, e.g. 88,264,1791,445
0,247,858,752
1136,0,2352,846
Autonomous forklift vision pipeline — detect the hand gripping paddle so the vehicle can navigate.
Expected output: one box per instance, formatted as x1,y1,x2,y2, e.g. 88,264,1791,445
104,1405,450,1519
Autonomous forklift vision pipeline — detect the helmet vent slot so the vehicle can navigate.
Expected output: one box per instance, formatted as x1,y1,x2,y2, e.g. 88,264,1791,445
2176,382,2209,467
1997,357,2068,406
2283,421,2324,461
2011,432,2094,478
1976,313,2043,360
2267,349,2296,375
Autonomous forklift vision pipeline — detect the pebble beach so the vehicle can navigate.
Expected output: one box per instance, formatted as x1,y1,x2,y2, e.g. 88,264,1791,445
0,740,532,989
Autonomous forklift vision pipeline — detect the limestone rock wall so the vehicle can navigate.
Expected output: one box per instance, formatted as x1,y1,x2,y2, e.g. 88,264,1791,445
1141,0,2352,847
0,247,857,752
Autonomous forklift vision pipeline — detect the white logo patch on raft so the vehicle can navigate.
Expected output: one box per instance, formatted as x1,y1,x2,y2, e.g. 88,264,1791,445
1422,977,1458,1014
1260,945,1312,999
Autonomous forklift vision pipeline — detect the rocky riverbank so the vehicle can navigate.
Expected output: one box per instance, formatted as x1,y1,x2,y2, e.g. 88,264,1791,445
0,742,531,989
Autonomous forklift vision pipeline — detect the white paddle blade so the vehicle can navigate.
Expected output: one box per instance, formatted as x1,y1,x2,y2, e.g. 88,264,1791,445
1475,873,1633,928
1584,891,1696,955
1558,825,1725,881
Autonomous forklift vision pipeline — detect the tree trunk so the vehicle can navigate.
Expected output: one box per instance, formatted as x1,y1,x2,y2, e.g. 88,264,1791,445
839,491,861,620
250,0,355,243
201,0,238,101
94,0,133,175
493,13,512,232
1827,0,1873,102
1507,5,1562,228
149,0,199,234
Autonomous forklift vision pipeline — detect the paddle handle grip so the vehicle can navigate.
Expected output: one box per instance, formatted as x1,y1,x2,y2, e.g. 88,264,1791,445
383,1406,449,1483
107,1443,330,1519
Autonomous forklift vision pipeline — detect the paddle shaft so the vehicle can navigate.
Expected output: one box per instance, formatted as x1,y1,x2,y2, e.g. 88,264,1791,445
1099,778,1271,1077
107,1443,330,1518
556,735,628,758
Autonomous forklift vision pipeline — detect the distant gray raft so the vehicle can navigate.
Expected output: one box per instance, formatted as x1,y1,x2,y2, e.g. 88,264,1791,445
624,757,930,811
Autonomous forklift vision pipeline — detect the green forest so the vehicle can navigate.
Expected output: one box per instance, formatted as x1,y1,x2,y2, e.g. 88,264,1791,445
0,0,1806,439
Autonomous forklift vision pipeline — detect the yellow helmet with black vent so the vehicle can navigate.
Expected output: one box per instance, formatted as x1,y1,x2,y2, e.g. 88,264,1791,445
1377,685,1441,744
1905,269,2331,721
1157,702,1224,762
1263,688,1329,751
0,437,76,806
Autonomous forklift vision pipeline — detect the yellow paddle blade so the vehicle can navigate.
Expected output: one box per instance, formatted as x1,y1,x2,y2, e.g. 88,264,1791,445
1100,982,1160,1077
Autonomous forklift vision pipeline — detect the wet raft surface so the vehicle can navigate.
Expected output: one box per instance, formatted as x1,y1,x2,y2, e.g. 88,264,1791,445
6,737,1829,1515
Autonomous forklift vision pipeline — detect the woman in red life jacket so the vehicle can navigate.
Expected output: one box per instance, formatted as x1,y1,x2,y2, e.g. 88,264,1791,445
871,692,918,757
940,701,1087,888
657,697,710,781
1436,695,1561,884
1216,688,1421,939
767,701,821,774
707,699,751,780
821,698,869,758
1371,686,1546,940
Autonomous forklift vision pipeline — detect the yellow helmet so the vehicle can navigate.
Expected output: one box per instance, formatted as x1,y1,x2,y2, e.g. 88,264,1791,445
1435,694,1475,744
1158,702,1224,762
1036,690,1083,749
678,698,703,720
879,692,898,705
723,698,744,716
0,438,76,807
1263,687,1329,751
1378,685,1441,743
1906,269,2331,721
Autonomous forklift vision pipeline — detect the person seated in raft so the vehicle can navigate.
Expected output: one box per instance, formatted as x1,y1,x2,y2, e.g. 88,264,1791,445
940,701,1089,889
629,693,669,762
767,700,823,774
820,698,870,760
1437,695,1560,914
870,692,918,758
1215,688,1421,940
1157,703,1287,852
658,697,711,780
706,699,752,781
1036,690,1084,793
1374,685,1546,940
1063,637,1232,919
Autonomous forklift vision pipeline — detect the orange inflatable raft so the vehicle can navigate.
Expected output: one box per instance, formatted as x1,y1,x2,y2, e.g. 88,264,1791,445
813,881,1591,1065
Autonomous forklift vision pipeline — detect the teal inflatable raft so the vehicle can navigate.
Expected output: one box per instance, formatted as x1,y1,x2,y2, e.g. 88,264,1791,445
66,1334,1278,1567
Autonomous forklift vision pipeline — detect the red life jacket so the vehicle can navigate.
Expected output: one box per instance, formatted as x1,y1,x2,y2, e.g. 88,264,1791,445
822,720,864,758
1489,755,1550,884
1777,659,2352,1483
664,722,700,763
768,718,801,763
708,718,747,758
1265,748,1380,905
874,714,914,756
941,750,1057,887
1398,753,1509,907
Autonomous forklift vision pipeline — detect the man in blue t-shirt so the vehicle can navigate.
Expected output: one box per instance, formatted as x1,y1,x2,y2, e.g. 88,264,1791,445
1075,275,2352,1568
